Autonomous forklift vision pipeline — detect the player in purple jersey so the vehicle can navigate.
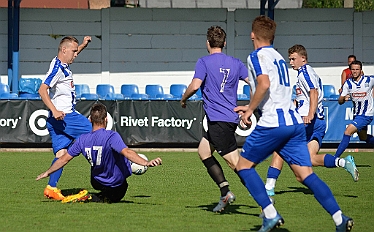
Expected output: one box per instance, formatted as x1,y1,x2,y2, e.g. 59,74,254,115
264,45,359,196
38,36,93,200
234,16,353,232
36,103,162,203
180,25,250,212
335,60,374,159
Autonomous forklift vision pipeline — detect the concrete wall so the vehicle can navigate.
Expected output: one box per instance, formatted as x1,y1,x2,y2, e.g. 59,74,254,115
1,7,374,95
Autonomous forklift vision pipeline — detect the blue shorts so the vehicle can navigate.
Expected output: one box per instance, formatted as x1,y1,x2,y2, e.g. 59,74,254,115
352,115,373,132
305,117,326,147
47,111,92,154
241,124,312,167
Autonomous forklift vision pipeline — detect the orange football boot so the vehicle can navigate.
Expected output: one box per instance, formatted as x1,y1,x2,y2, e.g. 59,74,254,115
44,185,65,200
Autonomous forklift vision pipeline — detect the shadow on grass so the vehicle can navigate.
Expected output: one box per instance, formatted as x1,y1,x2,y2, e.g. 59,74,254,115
187,203,258,216
356,164,371,168
243,225,290,232
278,186,358,198
61,188,86,196
276,187,313,195
43,188,156,204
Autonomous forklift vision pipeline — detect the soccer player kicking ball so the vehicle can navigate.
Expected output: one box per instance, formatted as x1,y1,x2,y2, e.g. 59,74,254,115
39,36,93,200
234,15,353,232
36,103,162,203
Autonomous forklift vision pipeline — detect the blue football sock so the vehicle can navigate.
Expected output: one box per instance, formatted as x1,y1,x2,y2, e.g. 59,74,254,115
302,173,340,216
47,157,63,187
334,134,351,158
324,154,337,168
267,166,281,179
238,168,272,209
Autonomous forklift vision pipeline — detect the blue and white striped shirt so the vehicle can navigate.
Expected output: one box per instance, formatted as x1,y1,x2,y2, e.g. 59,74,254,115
42,57,76,113
295,64,324,119
247,46,303,127
341,75,374,117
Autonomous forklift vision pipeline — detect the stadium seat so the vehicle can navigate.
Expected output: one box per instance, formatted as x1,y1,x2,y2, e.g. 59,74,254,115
145,84,164,99
237,93,249,100
189,88,202,100
0,93,18,99
292,85,296,100
80,93,99,100
155,93,175,100
19,78,42,94
243,85,250,96
170,84,187,99
104,93,126,100
121,84,139,98
96,84,115,99
130,93,149,100
323,85,338,100
329,94,340,100
75,84,90,98
0,83,10,95
18,93,40,100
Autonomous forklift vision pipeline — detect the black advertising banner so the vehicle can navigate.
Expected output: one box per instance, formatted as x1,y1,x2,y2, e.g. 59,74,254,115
115,100,204,145
0,100,266,146
0,100,30,143
26,100,50,143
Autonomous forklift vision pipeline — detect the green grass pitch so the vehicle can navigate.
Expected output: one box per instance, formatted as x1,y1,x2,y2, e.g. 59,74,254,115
0,151,372,231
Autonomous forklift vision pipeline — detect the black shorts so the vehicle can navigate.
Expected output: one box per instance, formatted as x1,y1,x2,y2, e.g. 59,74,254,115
203,121,238,156
91,176,128,203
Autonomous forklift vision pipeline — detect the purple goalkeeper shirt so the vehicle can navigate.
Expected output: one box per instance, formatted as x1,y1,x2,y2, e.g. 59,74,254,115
193,52,247,123
68,128,132,188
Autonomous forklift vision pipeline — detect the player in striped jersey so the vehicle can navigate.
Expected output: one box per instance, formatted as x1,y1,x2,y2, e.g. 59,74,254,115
335,60,374,158
38,36,93,200
234,15,353,232
264,45,359,197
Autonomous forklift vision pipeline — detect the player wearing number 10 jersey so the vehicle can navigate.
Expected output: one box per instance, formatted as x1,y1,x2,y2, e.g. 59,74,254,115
234,15,353,231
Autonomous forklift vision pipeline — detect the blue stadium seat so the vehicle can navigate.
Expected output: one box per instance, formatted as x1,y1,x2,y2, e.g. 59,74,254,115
170,84,187,99
19,78,42,94
243,85,250,96
18,93,40,100
0,93,18,99
145,84,164,99
189,88,202,100
0,83,20,100
323,85,338,100
237,93,249,100
130,93,149,100
155,93,174,100
0,83,10,95
121,84,139,99
292,85,296,100
80,93,99,100
96,84,115,99
104,93,126,100
329,94,340,100
75,84,90,98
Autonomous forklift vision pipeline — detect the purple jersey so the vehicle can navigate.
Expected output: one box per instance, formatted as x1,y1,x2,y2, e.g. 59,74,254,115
193,53,247,123
68,128,132,188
